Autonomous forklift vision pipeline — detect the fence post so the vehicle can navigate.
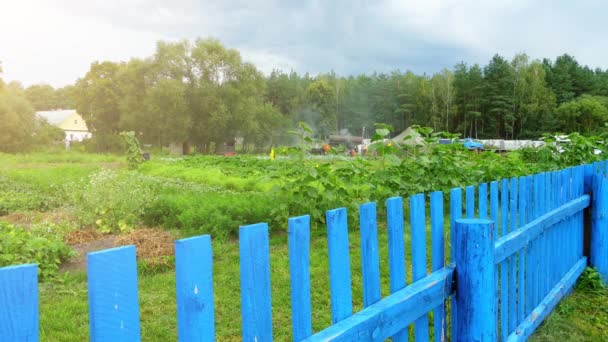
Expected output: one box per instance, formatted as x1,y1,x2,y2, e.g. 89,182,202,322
455,218,497,341
591,174,608,284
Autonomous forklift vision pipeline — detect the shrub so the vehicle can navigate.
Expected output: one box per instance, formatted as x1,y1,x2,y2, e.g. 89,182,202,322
73,169,158,233
0,222,75,279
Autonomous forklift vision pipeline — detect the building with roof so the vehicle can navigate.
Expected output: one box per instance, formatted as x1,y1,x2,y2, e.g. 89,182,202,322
36,109,92,143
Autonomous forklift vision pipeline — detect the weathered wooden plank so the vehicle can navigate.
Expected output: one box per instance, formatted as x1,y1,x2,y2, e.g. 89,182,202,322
239,223,273,341
175,235,215,341
509,178,518,333
494,195,590,264
506,258,587,342
466,185,475,218
360,202,381,307
386,196,408,342
591,174,608,284
454,219,497,341
500,179,509,340
87,245,141,342
0,264,39,342
410,193,429,340
288,215,313,341
430,191,446,342
518,177,526,324
302,267,455,342
326,208,353,323
479,183,488,219
449,187,462,340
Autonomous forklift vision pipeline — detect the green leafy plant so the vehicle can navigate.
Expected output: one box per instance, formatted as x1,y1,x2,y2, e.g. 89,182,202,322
0,222,76,279
120,131,144,170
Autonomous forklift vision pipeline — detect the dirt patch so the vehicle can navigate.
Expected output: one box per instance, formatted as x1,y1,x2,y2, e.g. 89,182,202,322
60,236,117,273
114,228,174,260
60,227,175,273
65,228,105,244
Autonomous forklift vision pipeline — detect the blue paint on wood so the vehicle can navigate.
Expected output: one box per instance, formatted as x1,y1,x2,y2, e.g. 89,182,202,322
490,181,499,225
518,177,526,324
386,197,408,342
288,215,313,341
479,183,488,219
302,267,455,342
360,202,381,307
0,264,38,342
454,219,497,342
494,195,590,264
175,235,215,341
410,193,429,340
449,187,462,340
239,223,273,341
430,191,446,342
509,178,518,333
500,179,509,340
506,258,587,342
326,208,353,323
87,245,141,342
466,185,475,218
591,174,608,284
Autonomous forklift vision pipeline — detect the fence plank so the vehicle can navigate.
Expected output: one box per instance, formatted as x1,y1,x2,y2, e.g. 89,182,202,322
175,235,215,341
87,245,141,342
411,193,429,340
239,223,273,341
490,181,500,332
386,197,408,342
509,178,518,332
303,268,454,342
450,187,462,341
518,177,526,324
360,202,381,307
479,183,488,219
326,208,353,324
430,191,446,342
288,215,313,341
466,186,475,218
500,179,509,340
0,264,39,342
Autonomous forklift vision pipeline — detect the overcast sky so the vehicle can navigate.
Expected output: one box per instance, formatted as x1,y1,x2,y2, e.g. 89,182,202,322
1,0,606,87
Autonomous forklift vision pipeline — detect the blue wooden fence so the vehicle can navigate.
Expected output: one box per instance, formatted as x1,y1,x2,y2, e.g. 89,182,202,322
2,162,608,341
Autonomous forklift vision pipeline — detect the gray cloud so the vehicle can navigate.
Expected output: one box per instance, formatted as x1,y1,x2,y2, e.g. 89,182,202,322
1,0,607,87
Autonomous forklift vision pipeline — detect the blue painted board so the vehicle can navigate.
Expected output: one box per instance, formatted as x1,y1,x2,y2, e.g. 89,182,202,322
288,215,313,341
479,183,488,219
386,197,408,342
303,268,454,342
509,178,518,332
360,202,381,307
500,179,509,340
87,245,141,342
326,208,353,323
449,187,462,340
466,186,475,218
175,235,215,341
518,177,526,323
410,193,429,340
0,264,39,342
239,223,273,341
430,191,446,342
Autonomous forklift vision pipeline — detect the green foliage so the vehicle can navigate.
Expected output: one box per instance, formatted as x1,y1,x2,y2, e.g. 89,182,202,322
576,268,605,292
73,169,157,233
555,95,608,134
119,131,144,169
0,221,75,279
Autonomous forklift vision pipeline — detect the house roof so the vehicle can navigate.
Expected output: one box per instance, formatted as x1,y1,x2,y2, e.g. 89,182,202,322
36,110,76,126
393,127,425,146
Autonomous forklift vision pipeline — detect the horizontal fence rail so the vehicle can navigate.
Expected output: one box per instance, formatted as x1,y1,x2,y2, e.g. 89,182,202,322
2,162,608,341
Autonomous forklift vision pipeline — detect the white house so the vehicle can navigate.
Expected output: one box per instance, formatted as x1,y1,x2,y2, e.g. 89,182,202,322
36,110,92,143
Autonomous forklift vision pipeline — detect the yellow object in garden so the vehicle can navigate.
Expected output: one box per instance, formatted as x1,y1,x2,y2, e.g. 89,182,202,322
270,147,276,161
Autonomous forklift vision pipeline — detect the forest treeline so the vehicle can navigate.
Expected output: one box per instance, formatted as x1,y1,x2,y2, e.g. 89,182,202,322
2,38,608,152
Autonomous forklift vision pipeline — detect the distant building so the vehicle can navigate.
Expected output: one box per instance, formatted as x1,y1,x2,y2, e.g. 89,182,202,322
36,110,92,143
